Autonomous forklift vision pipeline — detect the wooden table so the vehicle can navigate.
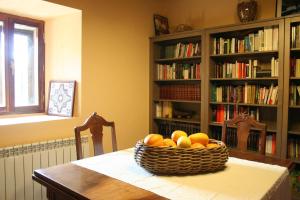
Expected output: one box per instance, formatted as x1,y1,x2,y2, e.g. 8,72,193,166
33,163,166,200
33,149,292,200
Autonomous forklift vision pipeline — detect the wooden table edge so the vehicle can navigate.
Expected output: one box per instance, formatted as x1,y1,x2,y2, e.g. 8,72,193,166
32,163,167,200
33,164,89,200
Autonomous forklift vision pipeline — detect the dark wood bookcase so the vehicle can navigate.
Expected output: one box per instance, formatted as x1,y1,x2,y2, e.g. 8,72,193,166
149,30,205,137
282,15,300,162
149,15,300,200
205,19,285,158
149,17,300,161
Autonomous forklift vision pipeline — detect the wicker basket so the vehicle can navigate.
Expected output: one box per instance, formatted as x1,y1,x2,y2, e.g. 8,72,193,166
134,139,228,175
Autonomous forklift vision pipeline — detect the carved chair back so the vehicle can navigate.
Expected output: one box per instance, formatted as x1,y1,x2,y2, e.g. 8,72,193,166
221,113,266,154
74,112,117,160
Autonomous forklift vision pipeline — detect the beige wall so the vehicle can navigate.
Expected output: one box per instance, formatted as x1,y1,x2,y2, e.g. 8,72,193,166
45,0,163,151
0,0,277,151
159,0,276,31
45,12,82,116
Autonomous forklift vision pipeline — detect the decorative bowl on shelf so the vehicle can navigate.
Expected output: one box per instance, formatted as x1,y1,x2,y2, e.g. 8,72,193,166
237,0,257,23
174,24,193,33
134,139,228,175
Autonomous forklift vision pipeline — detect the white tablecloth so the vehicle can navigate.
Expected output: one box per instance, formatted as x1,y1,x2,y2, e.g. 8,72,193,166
72,148,290,200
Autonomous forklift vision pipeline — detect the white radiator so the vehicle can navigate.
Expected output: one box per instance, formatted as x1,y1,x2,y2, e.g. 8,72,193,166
0,136,89,200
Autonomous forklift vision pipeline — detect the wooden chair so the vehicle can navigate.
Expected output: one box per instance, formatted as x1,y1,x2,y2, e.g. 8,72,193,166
221,113,266,154
74,112,117,160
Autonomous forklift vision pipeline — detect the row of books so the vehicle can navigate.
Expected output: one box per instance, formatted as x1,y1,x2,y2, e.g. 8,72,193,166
155,101,173,118
290,84,300,106
211,105,260,123
211,84,278,105
160,84,200,101
164,42,201,59
291,24,300,49
214,58,279,78
210,127,222,141
224,128,238,148
157,63,201,80
290,58,300,77
225,129,263,151
287,137,300,159
157,121,200,138
212,26,279,55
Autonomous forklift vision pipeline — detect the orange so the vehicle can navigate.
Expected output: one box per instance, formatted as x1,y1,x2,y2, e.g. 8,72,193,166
206,143,220,149
160,138,176,147
171,130,187,143
191,143,205,149
177,136,191,148
188,133,209,146
143,134,163,146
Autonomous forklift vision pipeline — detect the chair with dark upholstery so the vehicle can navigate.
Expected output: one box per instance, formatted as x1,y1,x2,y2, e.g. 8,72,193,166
74,112,117,160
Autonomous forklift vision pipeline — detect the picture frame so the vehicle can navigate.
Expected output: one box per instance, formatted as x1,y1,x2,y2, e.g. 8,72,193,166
47,80,76,117
277,0,300,17
153,14,170,36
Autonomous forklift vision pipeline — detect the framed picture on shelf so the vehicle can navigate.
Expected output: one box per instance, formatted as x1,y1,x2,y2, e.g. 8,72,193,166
277,0,300,17
153,14,170,36
47,80,76,117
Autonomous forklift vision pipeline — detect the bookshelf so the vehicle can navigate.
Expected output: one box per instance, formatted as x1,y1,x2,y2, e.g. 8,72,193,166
149,16,300,161
148,16,300,199
282,16,300,161
149,30,204,137
205,19,284,157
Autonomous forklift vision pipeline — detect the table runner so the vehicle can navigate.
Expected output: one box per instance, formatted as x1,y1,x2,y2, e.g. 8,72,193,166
73,148,290,200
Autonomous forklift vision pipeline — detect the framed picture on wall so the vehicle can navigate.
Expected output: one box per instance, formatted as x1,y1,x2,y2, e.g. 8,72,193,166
153,14,170,36
47,80,76,117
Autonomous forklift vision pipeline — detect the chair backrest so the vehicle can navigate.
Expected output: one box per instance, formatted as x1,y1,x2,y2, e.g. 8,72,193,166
74,112,117,160
221,113,266,154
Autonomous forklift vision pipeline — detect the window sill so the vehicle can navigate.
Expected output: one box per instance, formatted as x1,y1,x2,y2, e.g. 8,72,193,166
0,114,71,126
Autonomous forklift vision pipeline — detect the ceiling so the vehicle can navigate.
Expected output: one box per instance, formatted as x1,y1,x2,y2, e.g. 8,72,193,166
0,0,80,20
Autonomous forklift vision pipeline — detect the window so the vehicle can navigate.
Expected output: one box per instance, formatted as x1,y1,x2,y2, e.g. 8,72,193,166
0,12,45,114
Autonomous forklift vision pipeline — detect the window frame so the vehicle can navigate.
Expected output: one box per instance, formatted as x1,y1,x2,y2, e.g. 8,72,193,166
0,12,45,115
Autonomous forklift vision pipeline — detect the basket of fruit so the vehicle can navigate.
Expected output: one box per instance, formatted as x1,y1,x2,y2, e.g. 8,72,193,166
134,130,228,175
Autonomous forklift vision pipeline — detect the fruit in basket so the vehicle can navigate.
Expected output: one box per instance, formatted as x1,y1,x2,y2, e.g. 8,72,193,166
177,136,191,148
161,138,176,147
207,143,220,149
191,143,205,149
144,134,163,146
171,130,187,143
188,133,209,146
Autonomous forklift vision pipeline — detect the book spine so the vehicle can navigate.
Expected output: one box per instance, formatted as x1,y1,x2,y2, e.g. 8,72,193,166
272,27,279,51
155,102,162,117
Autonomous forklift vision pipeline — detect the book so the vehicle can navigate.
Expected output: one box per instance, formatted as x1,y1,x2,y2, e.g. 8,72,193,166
266,84,274,104
155,102,162,117
162,101,172,118
213,38,217,54
266,135,272,154
272,27,279,50
297,86,300,96
292,26,296,48
269,86,278,105
264,27,273,51
258,29,264,51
